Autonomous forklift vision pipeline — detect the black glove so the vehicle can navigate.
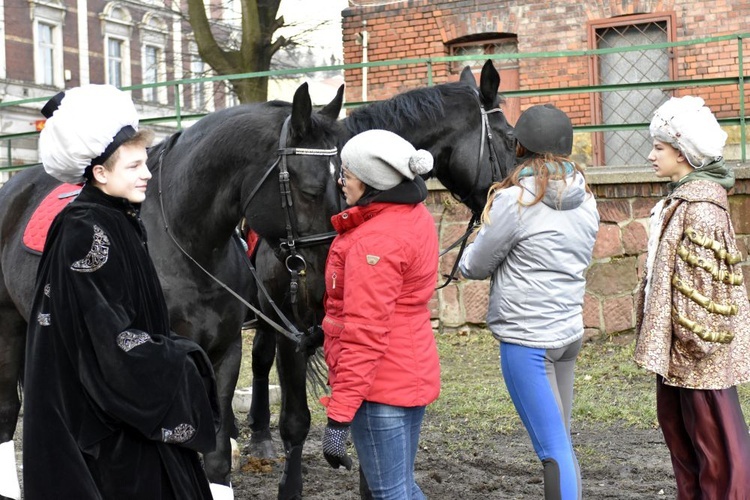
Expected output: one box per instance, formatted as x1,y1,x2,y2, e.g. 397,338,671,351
322,419,352,470
297,325,324,357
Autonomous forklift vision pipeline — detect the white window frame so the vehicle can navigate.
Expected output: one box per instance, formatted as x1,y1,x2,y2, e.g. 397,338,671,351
30,0,66,88
106,36,126,87
100,2,133,89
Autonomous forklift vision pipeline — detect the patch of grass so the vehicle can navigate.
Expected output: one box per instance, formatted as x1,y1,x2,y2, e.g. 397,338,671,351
429,330,519,435
238,328,750,433
574,337,657,428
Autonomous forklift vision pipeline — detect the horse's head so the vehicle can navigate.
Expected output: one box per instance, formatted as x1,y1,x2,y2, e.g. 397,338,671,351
441,60,516,214
243,82,344,327
341,60,515,216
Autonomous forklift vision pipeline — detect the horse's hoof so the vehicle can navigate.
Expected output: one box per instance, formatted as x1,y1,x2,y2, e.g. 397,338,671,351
246,429,276,459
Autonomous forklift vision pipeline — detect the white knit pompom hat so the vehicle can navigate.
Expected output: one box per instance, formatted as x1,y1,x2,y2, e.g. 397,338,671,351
341,129,433,190
39,84,139,183
649,95,727,169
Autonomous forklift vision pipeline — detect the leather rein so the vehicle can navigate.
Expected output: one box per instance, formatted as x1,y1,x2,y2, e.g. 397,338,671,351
436,94,507,290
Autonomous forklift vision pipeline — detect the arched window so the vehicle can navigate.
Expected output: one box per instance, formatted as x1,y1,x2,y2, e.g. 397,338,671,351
100,3,133,89
30,0,66,87
448,34,520,124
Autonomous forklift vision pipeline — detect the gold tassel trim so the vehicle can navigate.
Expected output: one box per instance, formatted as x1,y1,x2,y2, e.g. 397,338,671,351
677,245,745,285
671,275,738,316
672,308,734,344
684,227,744,265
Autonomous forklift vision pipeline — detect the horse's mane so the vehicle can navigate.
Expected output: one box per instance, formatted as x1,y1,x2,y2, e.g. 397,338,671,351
344,82,478,136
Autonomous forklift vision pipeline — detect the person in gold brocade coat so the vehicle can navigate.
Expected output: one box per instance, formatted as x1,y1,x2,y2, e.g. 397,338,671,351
634,95,750,499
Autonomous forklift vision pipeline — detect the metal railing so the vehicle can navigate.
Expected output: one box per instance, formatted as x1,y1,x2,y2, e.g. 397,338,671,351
1,32,747,172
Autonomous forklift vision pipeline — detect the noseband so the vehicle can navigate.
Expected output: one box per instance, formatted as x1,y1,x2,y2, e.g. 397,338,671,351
240,115,338,334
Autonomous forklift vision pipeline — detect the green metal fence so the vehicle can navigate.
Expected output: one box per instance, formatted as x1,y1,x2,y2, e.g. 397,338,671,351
1,32,748,172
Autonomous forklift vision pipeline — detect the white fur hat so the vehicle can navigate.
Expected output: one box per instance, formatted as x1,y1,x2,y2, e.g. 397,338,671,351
341,129,433,191
39,84,139,183
649,95,727,169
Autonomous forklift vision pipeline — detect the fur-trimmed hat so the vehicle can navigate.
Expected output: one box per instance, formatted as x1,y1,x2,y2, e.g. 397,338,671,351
341,130,433,191
39,84,139,183
649,95,727,169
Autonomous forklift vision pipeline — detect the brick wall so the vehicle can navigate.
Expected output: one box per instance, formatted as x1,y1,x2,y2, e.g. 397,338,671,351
429,164,750,337
342,0,750,125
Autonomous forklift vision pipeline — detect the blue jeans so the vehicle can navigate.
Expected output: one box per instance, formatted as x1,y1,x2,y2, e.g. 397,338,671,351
350,401,426,500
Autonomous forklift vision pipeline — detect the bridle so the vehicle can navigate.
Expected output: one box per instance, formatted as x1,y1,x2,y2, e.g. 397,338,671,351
240,116,338,337
156,115,338,343
436,92,509,290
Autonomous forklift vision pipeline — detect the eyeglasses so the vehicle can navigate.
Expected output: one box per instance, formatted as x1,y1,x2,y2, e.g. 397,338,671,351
339,167,347,187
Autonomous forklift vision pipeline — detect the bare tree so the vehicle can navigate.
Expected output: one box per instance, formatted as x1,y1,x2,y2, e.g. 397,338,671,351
186,0,287,103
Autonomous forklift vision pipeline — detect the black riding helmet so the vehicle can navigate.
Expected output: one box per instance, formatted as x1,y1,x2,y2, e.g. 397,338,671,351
514,104,573,156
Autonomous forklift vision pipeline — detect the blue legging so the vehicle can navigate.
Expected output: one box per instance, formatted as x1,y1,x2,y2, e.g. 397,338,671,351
500,340,583,500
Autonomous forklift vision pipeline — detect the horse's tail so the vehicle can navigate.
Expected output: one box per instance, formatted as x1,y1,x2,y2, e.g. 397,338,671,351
305,352,329,400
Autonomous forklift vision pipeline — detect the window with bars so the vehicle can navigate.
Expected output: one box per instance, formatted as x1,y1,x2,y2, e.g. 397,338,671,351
589,14,676,166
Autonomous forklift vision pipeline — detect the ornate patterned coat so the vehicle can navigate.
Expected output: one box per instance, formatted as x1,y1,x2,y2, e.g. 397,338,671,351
634,180,750,389
24,184,219,499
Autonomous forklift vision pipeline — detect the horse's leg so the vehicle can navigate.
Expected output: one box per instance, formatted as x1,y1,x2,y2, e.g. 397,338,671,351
275,336,310,500
245,321,276,459
0,308,25,500
203,332,242,497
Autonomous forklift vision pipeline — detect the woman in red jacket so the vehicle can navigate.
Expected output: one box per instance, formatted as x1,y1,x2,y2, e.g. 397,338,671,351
321,129,440,499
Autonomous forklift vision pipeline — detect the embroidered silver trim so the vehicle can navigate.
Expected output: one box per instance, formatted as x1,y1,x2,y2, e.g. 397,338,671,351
71,225,110,273
43,283,51,297
116,330,151,352
37,312,51,326
162,423,196,444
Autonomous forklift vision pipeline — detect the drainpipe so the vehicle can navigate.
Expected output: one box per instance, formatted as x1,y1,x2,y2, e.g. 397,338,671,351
361,21,368,103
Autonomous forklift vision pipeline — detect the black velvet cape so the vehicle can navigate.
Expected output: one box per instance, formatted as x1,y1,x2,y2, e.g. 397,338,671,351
23,184,219,499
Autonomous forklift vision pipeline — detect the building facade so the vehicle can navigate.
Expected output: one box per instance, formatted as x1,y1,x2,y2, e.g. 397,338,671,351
0,0,243,171
340,0,750,337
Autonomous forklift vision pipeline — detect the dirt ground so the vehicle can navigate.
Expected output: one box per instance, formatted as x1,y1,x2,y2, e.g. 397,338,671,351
230,416,677,499
11,396,677,499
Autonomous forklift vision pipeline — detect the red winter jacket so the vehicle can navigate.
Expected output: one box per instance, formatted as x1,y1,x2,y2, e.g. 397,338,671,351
322,201,441,423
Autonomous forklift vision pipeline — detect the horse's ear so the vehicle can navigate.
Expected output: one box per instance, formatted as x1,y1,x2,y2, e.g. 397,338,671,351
459,66,477,87
479,60,500,106
319,84,344,120
291,82,313,138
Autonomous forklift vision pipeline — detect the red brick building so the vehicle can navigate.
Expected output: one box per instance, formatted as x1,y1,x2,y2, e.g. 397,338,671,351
340,1,750,337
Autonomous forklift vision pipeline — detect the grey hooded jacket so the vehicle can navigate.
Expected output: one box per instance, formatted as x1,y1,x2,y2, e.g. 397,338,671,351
459,171,599,349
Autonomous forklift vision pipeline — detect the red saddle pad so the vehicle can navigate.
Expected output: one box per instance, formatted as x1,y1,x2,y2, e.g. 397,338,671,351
23,183,82,254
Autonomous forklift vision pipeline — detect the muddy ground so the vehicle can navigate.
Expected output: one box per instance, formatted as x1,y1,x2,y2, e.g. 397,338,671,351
231,416,677,499
11,391,677,499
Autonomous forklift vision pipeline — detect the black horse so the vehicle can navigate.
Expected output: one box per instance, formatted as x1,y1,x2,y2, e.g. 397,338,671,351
0,82,343,498
246,60,516,498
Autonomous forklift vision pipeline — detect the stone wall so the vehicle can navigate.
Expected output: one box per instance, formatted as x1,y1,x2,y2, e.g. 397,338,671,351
429,163,750,337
